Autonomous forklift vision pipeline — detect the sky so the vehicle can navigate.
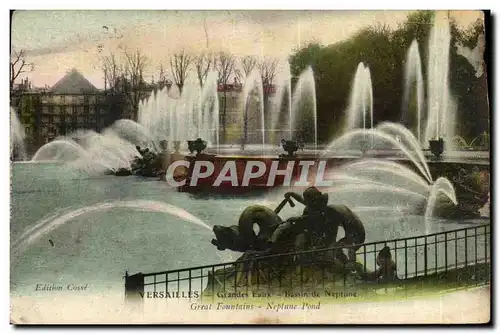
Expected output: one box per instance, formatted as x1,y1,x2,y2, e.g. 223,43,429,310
11,10,484,89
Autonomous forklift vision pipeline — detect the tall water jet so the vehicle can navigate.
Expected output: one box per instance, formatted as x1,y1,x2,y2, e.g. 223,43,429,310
345,62,373,134
424,12,454,147
271,60,293,141
10,107,27,161
200,71,220,148
290,66,317,150
425,177,458,218
137,74,220,150
242,68,265,149
403,39,425,144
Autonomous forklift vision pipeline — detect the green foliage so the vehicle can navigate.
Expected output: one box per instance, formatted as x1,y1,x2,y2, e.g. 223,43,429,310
288,10,489,144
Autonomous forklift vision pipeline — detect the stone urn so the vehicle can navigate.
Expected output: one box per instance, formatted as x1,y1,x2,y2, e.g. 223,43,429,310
187,138,207,155
429,138,445,158
173,141,181,153
281,139,300,157
159,140,168,153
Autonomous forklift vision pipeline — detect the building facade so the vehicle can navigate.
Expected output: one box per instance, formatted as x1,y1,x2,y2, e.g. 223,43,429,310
10,69,112,154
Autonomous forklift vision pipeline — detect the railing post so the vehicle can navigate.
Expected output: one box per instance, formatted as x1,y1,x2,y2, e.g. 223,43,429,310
444,232,448,275
474,227,478,282
465,229,468,267
434,235,438,277
404,240,407,280
424,237,428,277
124,271,144,303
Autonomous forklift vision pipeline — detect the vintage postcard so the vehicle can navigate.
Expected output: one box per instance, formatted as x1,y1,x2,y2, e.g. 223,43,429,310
9,9,491,324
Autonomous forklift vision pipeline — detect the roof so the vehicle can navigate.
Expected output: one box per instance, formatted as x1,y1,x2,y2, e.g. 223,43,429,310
50,69,98,94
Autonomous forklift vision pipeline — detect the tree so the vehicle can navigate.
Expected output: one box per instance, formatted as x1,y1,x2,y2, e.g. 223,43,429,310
169,50,193,95
241,55,258,77
195,53,215,87
215,51,237,141
100,49,149,123
101,52,123,93
258,57,279,86
123,49,149,117
10,49,34,90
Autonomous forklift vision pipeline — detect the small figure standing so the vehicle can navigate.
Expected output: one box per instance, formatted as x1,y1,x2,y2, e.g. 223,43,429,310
364,246,398,283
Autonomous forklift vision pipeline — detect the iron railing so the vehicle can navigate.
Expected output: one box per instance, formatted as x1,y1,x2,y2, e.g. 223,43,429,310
124,224,490,301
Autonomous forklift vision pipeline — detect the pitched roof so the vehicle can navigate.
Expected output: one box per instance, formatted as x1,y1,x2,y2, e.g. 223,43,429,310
50,69,98,94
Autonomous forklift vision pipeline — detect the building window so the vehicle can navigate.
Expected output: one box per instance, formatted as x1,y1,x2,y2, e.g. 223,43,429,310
232,97,237,108
49,116,54,124
25,127,31,135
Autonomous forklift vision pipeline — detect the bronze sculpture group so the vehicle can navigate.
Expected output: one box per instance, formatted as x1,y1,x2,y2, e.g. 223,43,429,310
209,187,397,293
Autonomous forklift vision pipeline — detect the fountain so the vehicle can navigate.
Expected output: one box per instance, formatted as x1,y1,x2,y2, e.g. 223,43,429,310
137,72,220,152
322,121,458,218
108,119,158,152
290,66,318,150
424,13,454,149
345,62,373,134
241,68,265,150
425,177,457,217
10,107,27,161
271,60,293,141
32,129,141,175
403,39,425,144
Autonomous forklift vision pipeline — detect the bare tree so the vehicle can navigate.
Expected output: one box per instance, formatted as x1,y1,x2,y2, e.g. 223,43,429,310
215,52,238,141
241,55,258,77
101,52,123,93
123,49,149,116
195,53,215,87
169,50,193,95
10,49,34,90
258,57,279,131
257,57,279,86
215,51,237,87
